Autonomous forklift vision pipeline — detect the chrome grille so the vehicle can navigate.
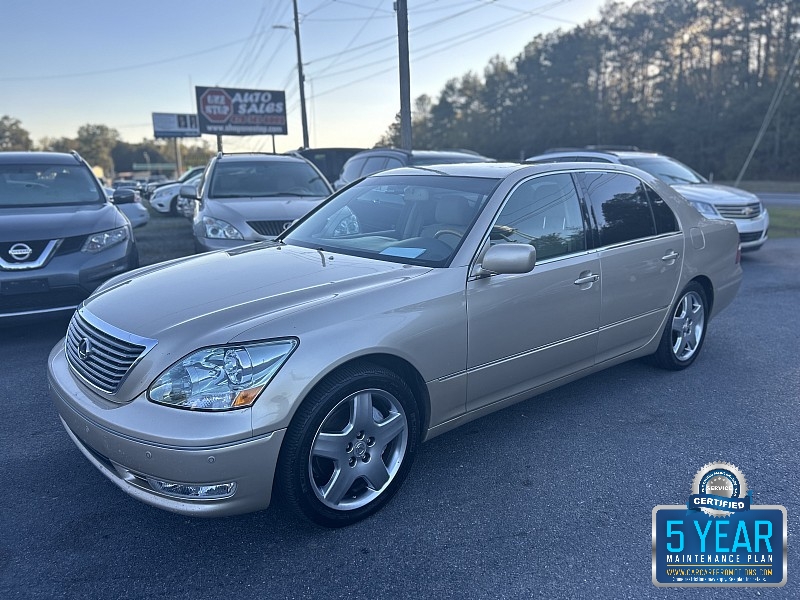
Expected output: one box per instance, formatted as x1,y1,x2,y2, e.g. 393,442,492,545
65,308,155,394
715,202,762,219
248,220,292,237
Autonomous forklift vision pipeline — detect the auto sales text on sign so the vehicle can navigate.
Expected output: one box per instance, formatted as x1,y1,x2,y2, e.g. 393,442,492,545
195,86,288,136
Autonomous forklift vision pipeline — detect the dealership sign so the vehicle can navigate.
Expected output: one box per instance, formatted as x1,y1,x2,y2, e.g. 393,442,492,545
195,86,287,136
152,113,200,138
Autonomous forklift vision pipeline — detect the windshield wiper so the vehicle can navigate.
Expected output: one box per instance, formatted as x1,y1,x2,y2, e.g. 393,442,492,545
658,173,697,184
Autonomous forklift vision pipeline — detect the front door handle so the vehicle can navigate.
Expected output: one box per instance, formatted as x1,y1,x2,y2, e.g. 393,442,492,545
661,250,680,262
574,273,600,286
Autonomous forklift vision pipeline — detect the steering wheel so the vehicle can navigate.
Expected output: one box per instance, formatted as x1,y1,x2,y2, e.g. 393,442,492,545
434,229,463,240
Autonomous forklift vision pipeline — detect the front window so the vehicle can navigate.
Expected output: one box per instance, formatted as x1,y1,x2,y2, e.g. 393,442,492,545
282,174,500,267
620,156,706,185
491,173,588,260
208,160,330,199
0,163,103,207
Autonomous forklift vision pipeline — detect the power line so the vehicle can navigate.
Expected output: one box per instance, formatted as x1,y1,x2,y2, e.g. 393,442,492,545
0,35,260,82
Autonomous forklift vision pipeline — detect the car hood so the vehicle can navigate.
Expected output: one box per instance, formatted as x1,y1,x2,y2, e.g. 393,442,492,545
84,243,430,341
671,183,759,205
0,203,123,241
204,196,327,222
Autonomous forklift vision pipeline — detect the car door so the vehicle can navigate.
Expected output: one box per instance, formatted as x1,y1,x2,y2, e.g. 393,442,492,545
575,171,684,363
466,173,601,411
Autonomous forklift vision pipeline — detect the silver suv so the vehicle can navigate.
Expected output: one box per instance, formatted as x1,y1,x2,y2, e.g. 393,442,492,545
526,148,769,251
181,153,332,253
0,151,138,319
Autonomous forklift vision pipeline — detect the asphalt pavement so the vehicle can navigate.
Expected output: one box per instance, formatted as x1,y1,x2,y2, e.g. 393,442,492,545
1,239,798,599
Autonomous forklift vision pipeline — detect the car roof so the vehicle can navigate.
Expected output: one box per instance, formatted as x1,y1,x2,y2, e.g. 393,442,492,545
372,160,654,181
348,148,491,160
215,153,308,164
527,148,668,162
0,151,83,165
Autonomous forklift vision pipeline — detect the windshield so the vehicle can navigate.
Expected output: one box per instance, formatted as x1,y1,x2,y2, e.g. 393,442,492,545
0,163,103,207
208,160,331,199
620,156,706,185
282,174,500,267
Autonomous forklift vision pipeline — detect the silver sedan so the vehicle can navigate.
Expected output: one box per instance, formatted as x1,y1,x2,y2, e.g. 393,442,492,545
48,162,742,527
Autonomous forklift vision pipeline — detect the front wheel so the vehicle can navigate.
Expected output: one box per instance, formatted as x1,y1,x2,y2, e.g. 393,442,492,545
276,363,420,527
651,281,708,370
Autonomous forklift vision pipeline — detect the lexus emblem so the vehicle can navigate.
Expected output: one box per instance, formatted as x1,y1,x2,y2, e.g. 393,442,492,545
8,243,33,261
78,338,93,361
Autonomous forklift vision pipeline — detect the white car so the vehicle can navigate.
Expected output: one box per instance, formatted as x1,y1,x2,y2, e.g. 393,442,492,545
104,187,149,228
149,174,202,215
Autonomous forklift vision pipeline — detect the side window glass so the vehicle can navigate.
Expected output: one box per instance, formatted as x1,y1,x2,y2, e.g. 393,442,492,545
341,157,366,182
646,185,679,233
577,172,656,245
361,156,388,177
384,157,404,170
492,173,586,260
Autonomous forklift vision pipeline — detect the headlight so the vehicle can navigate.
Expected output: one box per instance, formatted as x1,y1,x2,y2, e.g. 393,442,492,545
148,339,297,411
82,226,130,253
202,216,244,239
152,187,173,200
688,200,720,218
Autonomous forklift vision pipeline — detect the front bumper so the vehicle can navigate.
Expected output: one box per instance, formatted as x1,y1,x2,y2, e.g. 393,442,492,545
731,211,769,251
48,344,285,517
1,242,135,319
149,193,175,214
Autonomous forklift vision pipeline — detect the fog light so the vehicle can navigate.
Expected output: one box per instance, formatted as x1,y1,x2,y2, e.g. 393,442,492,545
148,479,237,499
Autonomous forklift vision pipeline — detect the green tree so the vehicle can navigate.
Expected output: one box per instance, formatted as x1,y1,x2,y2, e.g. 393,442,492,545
75,124,120,173
0,115,33,151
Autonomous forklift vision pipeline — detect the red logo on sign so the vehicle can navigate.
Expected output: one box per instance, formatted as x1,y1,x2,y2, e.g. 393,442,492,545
199,88,233,123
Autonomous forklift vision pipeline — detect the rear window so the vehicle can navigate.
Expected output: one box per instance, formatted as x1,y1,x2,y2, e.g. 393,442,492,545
0,164,103,207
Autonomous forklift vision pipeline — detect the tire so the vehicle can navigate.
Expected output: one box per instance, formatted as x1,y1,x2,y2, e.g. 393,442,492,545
276,363,420,528
168,195,179,216
651,281,708,370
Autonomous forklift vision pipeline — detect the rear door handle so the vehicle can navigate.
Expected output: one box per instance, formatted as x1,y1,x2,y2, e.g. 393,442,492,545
661,250,680,262
574,273,600,285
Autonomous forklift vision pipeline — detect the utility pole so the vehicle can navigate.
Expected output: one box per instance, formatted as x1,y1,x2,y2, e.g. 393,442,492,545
396,0,412,151
293,0,310,148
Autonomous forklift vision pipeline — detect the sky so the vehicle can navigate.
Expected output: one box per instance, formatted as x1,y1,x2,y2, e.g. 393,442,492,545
0,0,629,155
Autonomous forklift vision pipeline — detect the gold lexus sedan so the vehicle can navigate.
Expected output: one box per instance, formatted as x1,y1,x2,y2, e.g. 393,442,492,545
48,162,742,527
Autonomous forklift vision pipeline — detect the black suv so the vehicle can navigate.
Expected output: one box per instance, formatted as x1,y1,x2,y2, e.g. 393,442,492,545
333,148,494,189
0,151,139,320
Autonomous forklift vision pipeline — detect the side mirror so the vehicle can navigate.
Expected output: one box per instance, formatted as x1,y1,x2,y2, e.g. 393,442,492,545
112,188,136,204
480,243,537,276
179,184,199,199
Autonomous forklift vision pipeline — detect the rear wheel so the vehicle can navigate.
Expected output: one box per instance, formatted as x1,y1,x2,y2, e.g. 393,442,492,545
651,281,708,370
277,363,419,527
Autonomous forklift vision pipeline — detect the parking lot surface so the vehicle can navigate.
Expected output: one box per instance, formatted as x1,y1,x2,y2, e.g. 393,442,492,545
1,237,798,599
